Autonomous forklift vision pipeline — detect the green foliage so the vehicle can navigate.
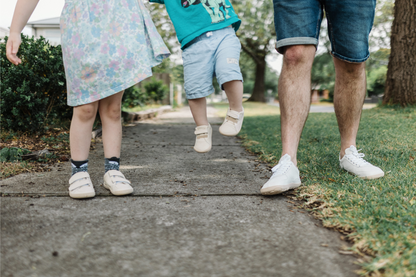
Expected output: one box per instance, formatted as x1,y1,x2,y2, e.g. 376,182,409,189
122,77,168,109
311,52,335,100
122,85,149,109
0,147,31,162
0,35,72,134
367,65,388,96
144,77,168,102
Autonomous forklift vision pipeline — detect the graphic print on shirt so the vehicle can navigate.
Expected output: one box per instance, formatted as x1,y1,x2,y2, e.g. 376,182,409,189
182,0,231,23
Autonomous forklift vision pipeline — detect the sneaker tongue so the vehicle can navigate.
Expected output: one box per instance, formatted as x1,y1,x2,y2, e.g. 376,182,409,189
279,154,291,163
345,146,358,155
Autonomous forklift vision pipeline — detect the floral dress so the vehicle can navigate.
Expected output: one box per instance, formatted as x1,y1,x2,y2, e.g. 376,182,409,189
60,0,170,106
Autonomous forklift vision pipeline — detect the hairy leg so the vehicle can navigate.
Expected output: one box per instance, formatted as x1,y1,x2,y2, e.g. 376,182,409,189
333,58,366,158
223,80,243,112
279,45,316,166
99,91,124,158
188,97,209,126
70,102,99,160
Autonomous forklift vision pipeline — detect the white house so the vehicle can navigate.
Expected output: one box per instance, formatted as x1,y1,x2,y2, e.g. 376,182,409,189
0,26,10,40
26,17,61,45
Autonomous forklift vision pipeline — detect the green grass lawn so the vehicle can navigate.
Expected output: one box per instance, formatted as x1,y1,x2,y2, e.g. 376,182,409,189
214,102,416,276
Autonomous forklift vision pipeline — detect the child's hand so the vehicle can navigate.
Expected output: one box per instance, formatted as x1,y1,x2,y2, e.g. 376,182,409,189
6,33,22,65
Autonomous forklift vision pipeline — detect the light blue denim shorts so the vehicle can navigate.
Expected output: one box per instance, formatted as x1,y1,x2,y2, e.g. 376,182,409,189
273,0,376,63
182,27,243,99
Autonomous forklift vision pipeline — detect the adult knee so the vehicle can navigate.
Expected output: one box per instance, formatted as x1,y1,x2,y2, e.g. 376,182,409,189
74,104,97,122
335,59,366,76
283,45,315,67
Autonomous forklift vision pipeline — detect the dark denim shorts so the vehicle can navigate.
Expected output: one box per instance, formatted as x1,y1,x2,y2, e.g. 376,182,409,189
273,0,376,63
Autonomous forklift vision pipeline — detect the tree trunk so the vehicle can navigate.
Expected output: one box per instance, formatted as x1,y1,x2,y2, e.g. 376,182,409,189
247,60,266,102
383,0,416,106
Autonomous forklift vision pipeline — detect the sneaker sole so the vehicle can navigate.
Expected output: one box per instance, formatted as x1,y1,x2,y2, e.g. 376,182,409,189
69,191,96,199
260,183,301,195
103,183,134,196
194,146,212,153
219,129,239,137
359,172,385,180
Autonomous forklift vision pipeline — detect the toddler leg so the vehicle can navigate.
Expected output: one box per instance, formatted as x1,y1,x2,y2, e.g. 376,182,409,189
188,97,212,153
98,91,124,159
68,102,99,199
220,80,244,136
223,80,243,112
70,102,99,162
188,97,209,126
99,90,133,196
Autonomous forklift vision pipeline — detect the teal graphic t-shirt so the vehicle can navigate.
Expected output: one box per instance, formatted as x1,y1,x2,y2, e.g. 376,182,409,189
149,0,241,49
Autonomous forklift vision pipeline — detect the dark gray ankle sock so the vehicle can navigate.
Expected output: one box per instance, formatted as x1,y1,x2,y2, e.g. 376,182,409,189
71,159,88,176
105,157,120,173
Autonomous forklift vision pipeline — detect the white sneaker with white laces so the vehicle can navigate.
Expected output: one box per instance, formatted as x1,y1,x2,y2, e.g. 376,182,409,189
219,108,244,136
194,124,212,153
103,170,134,196
260,154,301,195
340,146,384,179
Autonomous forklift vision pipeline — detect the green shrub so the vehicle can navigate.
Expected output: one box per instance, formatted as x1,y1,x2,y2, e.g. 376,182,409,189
143,77,168,102
122,85,149,109
0,147,31,162
0,35,72,133
122,77,168,109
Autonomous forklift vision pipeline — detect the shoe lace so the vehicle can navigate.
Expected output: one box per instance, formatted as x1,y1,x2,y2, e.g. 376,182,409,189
271,160,291,176
348,149,369,167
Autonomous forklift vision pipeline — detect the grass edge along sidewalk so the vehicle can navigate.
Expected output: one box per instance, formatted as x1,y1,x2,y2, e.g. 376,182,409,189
214,102,416,277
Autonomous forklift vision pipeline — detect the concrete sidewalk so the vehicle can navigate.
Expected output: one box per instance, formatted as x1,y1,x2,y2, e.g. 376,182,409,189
1,106,359,277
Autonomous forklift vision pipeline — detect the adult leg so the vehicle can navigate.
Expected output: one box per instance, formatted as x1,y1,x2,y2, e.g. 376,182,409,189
333,58,366,158
188,97,209,126
70,102,99,160
279,45,316,166
223,80,243,112
98,90,124,158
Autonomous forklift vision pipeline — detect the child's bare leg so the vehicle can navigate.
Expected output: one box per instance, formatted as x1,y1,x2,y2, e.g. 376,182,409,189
189,97,212,153
219,80,244,137
70,102,99,160
223,80,243,112
188,97,209,126
98,90,124,158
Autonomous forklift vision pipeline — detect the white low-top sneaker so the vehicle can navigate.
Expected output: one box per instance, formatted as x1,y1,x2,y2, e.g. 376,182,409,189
260,154,301,195
68,172,96,199
219,108,244,136
340,146,384,179
194,124,212,153
103,170,134,196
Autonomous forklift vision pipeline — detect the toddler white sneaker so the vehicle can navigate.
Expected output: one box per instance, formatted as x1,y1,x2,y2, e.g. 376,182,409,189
219,108,244,136
340,146,384,179
260,154,301,195
68,172,96,199
194,124,212,153
103,170,134,196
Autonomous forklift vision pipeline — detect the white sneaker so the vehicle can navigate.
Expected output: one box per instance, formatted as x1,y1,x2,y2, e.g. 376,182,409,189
68,172,96,199
219,108,244,136
260,154,301,195
103,170,134,196
340,146,384,179
194,124,212,153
